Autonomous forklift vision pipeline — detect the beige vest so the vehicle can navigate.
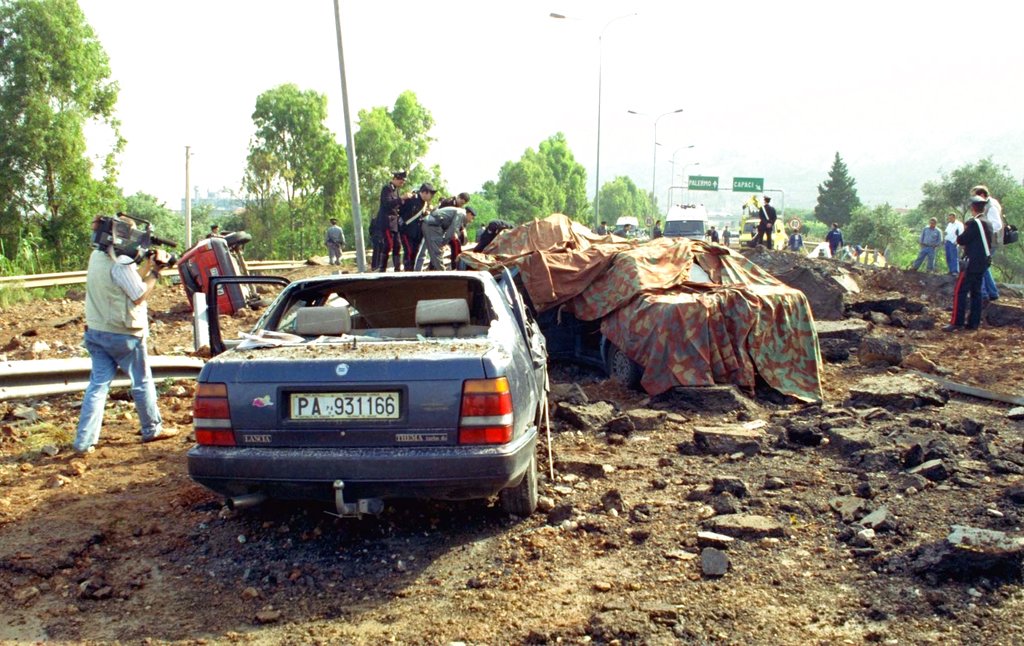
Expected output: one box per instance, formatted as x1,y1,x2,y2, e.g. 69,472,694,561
84,250,148,337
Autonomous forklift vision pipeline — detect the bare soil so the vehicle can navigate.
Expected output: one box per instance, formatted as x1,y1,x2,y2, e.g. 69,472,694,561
3,258,1024,645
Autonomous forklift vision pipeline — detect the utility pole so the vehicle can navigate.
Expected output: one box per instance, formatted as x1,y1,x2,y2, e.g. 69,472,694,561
184,146,192,247
333,0,366,271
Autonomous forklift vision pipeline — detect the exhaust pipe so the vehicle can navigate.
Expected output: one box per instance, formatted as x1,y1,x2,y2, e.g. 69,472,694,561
226,492,267,511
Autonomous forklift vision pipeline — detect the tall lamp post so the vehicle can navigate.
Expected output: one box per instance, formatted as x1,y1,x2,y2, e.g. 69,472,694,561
668,144,695,188
550,11,635,228
681,161,700,205
628,108,683,215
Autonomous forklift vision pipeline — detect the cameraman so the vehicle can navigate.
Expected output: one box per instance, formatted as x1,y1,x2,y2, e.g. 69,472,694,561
72,215,179,454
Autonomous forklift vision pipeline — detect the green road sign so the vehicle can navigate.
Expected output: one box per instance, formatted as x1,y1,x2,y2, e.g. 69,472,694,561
688,175,719,191
732,177,764,192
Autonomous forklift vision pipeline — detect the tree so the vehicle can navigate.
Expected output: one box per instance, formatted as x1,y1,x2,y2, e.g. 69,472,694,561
538,133,588,219
845,204,910,260
491,133,588,224
597,176,649,226
354,91,438,224
919,157,1019,220
0,0,123,270
493,151,556,223
813,153,861,228
998,187,1024,282
241,84,347,259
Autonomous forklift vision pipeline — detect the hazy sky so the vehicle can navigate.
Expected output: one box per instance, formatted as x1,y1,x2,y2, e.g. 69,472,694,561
78,0,1024,214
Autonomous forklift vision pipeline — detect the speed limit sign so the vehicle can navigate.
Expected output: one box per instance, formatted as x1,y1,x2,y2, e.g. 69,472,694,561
788,217,802,231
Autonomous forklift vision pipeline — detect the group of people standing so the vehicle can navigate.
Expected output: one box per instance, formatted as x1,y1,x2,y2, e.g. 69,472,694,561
326,171,478,272
369,171,475,272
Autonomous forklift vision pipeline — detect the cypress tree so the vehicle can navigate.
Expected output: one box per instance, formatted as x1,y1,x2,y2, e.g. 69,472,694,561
814,153,862,227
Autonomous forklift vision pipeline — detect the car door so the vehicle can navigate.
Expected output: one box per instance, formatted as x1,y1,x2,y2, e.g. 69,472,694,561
204,275,290,356
495,268,548,420
497,268,547,370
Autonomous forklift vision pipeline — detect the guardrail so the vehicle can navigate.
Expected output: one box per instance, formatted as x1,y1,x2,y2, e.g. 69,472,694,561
0,356,205,401
0,259,312,290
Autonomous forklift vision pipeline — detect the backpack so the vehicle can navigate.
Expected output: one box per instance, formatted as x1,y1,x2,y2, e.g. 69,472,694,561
1004,223,1019,245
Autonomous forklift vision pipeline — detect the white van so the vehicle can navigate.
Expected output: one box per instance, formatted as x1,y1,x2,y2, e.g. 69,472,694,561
663,204,708,240
612,216,642,238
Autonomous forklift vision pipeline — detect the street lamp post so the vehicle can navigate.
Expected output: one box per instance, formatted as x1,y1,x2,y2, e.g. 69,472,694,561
668,144,695,187
682,161,700,205
551,11,635,228
629,108,683,215
666,160,699,208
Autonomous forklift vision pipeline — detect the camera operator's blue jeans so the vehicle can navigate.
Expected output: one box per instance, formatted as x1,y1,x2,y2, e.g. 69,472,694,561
73,328,163,452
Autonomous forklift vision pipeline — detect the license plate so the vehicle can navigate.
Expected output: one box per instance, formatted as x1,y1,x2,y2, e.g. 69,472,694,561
290,392,400,420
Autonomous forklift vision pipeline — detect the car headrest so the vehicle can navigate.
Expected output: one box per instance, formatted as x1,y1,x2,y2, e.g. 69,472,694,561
294,306,352,336
415,298,470,327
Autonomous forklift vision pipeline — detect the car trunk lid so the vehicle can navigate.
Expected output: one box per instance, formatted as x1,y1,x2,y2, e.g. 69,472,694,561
200,342,495,448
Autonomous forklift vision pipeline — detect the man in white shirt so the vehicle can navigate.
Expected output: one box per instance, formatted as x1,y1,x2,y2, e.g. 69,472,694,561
972,186,1001,300
944,212,964,275
74,215,179,454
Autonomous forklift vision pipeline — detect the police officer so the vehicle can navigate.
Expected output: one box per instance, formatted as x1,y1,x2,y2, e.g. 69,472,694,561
423,205,475,270
399,183,436,271
324,217,345,265
438,192,471,268
372,171,406,271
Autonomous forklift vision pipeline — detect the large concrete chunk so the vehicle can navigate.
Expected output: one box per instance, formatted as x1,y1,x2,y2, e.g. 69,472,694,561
847,373,948,411
693,425,764,456
657,385,758,415
555,401,616,430
775,266,852,321
626,408,668,431
824,427,877,456
911,525,1024,581
848,292,910,316
858,335,904,367
814,319,872,344
985,302,1024,328
703,513,788,539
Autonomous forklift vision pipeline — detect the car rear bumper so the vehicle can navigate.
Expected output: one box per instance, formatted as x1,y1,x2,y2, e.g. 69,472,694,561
187,427,537,502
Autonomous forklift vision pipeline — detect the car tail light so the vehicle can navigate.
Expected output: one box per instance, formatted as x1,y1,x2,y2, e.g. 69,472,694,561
194,382,235,446
459,377,513,444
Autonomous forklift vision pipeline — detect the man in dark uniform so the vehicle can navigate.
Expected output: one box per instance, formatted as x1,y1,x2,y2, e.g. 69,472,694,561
372,171,406,272
946,195,994,332
399,182,436,271
750,196,778,248
474,220,513,252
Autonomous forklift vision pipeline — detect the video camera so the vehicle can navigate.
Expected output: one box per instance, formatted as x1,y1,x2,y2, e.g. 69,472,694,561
91,214,179,268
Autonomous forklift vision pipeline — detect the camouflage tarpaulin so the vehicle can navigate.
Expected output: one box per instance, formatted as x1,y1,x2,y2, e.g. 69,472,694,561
461,214,631,312
599,285,822,401
462,214,822,402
